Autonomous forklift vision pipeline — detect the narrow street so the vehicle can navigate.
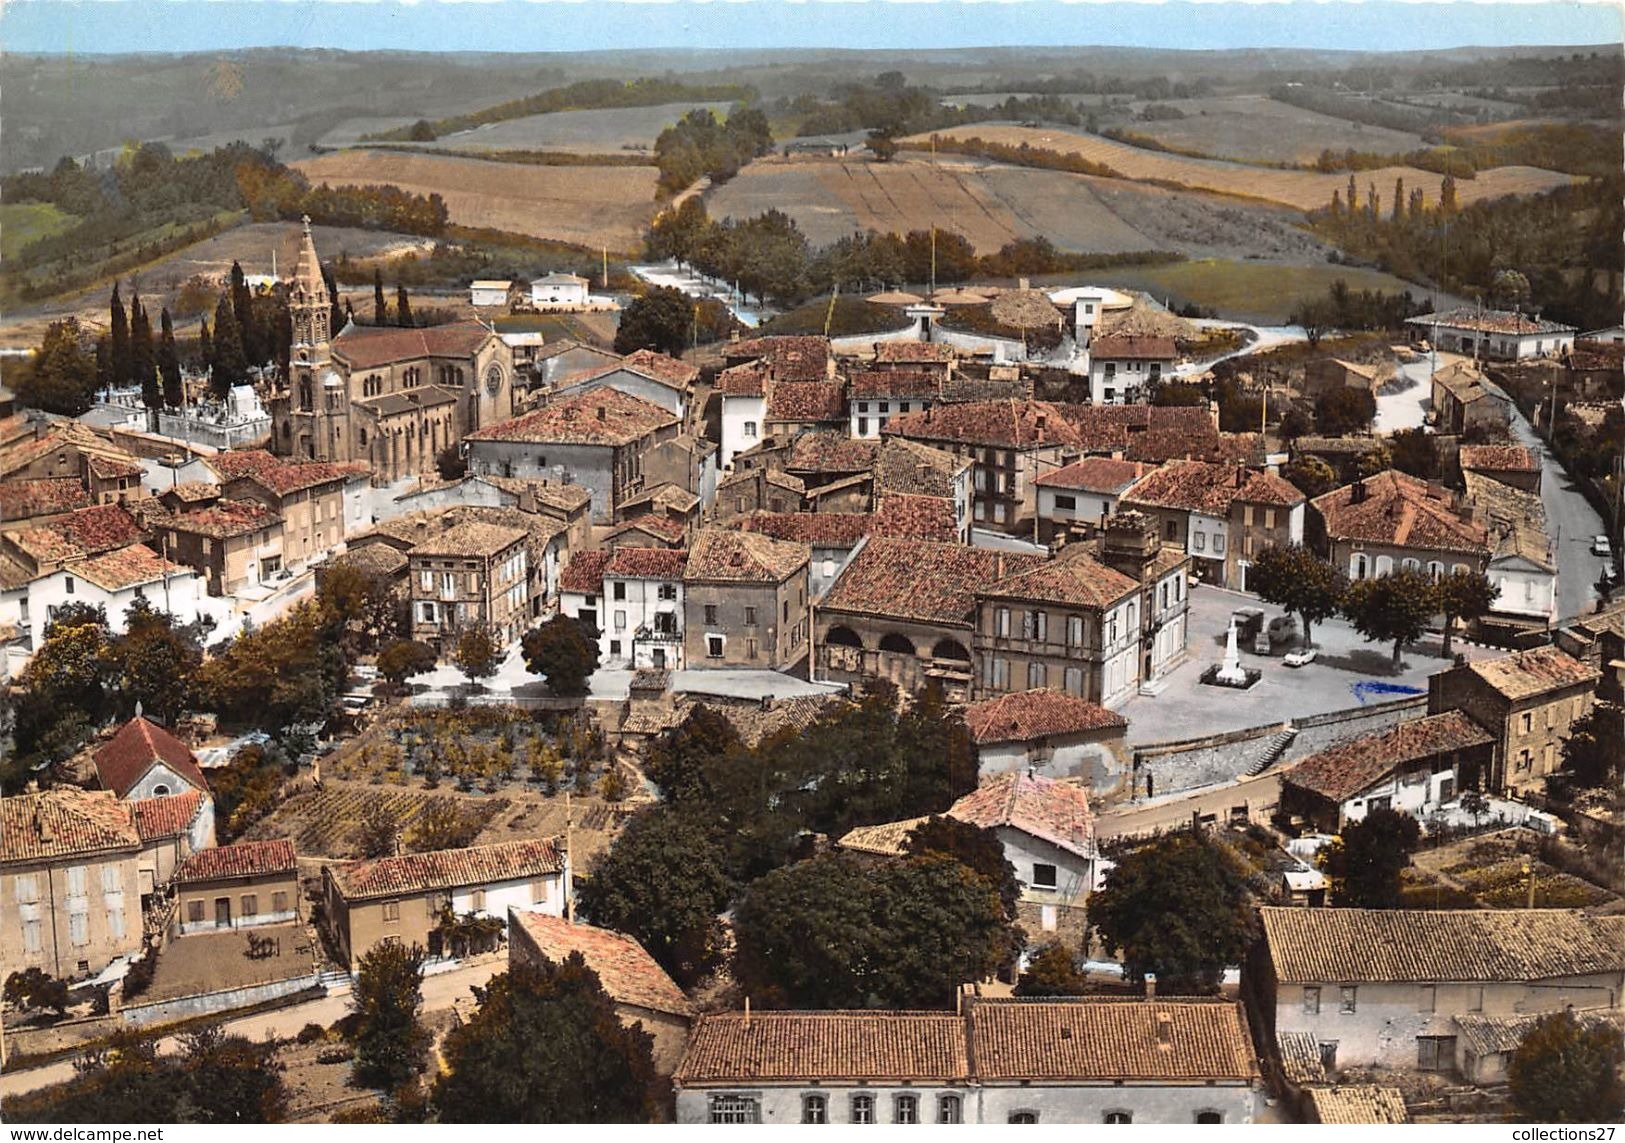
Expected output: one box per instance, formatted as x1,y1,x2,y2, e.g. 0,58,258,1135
1504,398,1607,624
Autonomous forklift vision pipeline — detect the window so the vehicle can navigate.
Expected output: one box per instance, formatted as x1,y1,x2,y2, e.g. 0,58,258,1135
857,417,869,435
991,658,1010,689
746,638,758,660
801,1094,827,1124
1054,494,1076,511
107,904,125,940
613,581,627,601
1243,505,1254,527
1010,1111,1039,1124
851,1095,876,1124
743,421,758,439
707,635,724,659
1467,984,1484,1013
996,607,1011,637
1068,615,1084,645
1213,533,1225,554
1265,508,1277,529
64,575,76,595
1032,863,1058,888
1303,986,1321,1014
704,605,718,626
241,894,259,918
69,911,88,946
471,889,486,912
22,919,41,953
1103,1112,1131,1124
1418,984,1436,1013
1193,532,1205,552
382,902,401,923
1340,986,1357,1014
894,1095,919,1124
1520,712,1533,734
614,610,627,631
1024,609,1047,642
709,1095,760,1124
420,602,437,623
188,900,205,923
272,892,289,914
14,874,39,903
745,606,757,626
658,583,677,601
937,1095,962,1124
1065,667,1084,696
1027,661,1045,690
1318,1042,1338,1071
1196,1112,1224,1124
66,866,87,898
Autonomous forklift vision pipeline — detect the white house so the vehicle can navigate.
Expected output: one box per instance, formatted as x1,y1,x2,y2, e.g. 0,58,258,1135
94,715,218,852
1580,325,1625,347
716,363,768,470
1087,334,1178,405
1033,458,1149,544
674,999,1262,1124
552,350,698,421
530,273,590,310
1405,308,1577,361
557,549,611,639
847,369,938,440
1253,907,1625,1078
470,280,513,308
4,544,202,650
600,546,686,669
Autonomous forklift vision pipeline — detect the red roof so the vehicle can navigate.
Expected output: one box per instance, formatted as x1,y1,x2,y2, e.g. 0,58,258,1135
872,493,958,542
767,381,846,423
715,362,767,397
0,477,93,520
949,771,1096,859
619,349,700,389
94,716,211,799
1459,444,1538,473
560,550,612,593
332,320,495,370
512,913,693,1017
820,539,1045,626
605,546,688,579
1035,457,1148,493
0,788,140,864
886,400,1083,450
965,689,1128,744
785,430,879,475
874,341,954,365
6,503,144,566
1123,460,1303,514
1286,711,1493,803
131,789,204,842
980,552,1139,609
684,529,808,583
1089,333,1178,361
467,388,678,446
727,335,832,382
212,449,366,496
740,512,873,546
848,369,940,399
328,838,564,901
175,838,296,882
1312,470,1490,556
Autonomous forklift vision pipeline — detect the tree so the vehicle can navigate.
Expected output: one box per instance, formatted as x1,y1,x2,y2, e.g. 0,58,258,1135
1435,569,1498,658
195,601,346,731
176,1023,291,1123
1314,387,1377,436
645,196,710,266
867,130,899,161
1550,701,1625,797
433,956,662,1123
520,615,599,697
109,282,131,389
15,318,100,415
395,284,415,328
1508,1010,1625,1124
317,563,400,658
1088,831,1253,994
5,967,70,1014
733,852,1013,1009
1440,170,1458,214
407,800,480,852
435,445,466,481
1391,176,1404,222
1492,268,1532,311
1353,444,1391,480
1386,426,1438,480
197,315,212,377
209,295,247,397
378,639,438,687
452,625,501,692
1247,545,1345,649
130,293,160,411
157,308,183,408
904,815,1021,921
373,268,389,327
1282,454,1338,499
613,285,692,357
231,261,261,366
357,801,400,858
1014,944,1090,997
1321,807,1420,907
408,119,437,142
577,808,731,988
1341,569,1438,665
103,596,204,725
352,942,430,1090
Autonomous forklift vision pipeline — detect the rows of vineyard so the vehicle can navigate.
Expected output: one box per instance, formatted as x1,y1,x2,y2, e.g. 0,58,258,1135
253,786,511,859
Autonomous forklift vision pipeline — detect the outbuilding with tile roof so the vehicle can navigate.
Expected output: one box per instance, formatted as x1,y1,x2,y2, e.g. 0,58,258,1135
174,839,300,936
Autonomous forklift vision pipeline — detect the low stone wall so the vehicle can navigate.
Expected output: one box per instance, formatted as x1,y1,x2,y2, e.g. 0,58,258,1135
120,973,321,1028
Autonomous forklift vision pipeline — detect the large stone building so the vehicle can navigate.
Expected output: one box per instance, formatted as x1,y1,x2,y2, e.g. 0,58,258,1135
1119,461,1304,591
682,529,811,671
269,219,514,482
407,519,534,654
1312,470,1490,582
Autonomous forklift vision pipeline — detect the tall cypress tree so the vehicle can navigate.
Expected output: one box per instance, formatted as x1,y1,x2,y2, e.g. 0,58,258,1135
158,307,183,408
109,283,131,390
198,316,213,377
373,268,388,327
231,261,261,368
395,284,414,328
211,295,247,398
131,293,161,411
323,266,345,336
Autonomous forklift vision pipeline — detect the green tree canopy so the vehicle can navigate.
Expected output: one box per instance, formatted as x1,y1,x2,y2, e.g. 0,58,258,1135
1321,806,1421,907
1508,1009,1624,1124
520,615,600,697
16,318,100,415
1435,569,1498,658
1247,544,1346,649
1549,701,1625,799
433,955,663,1123
1014,944,1091,998
1282,454,1338,499
352,942,429,1090
158,307,183,408
196,601,346,731
1341,569,1439,664
452,624,501,690
377,639,438,687
904,815,1021,921
613,285,694,357
1088,831,1254,994
1314,387,1377,436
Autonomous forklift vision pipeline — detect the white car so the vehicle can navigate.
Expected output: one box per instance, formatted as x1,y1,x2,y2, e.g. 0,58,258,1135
1592,535,1614,558
1283,647,1318,668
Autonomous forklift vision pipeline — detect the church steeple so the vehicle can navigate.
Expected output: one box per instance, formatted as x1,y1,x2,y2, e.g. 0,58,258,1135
290,215,331,354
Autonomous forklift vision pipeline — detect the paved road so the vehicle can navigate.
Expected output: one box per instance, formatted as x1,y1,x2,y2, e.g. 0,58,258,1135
1504,398,1606,624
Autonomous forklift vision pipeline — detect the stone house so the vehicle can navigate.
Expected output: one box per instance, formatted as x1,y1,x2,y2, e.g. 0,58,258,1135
601,546,687,669
94,715,216,847
1458,444,1541,494
1461,471,1556,628
1119,461,1304,591
321,838,568,972
465,388,681,524
130,790,208,904
1311,470,1490,582
606,513,689,551
86,453,147,506
1429,361,1511,435
407,519,532,655
1250,907,1624,1077
713,466,808,522
1087,334,1178,406
529,341,623,394
1426,647,1601,794
1406,308,1576,361
815,539,1046,701
682,529,811,671
1303,358,1388,400
140,495,285,597
0,788,143,980
173,838,299,936
1277,711,1495,833
964,689,1129,796
674,999,1260,1124
848,369,939,440
508,911,694,1076
1034,457,1149,545
738,512,873,599
210,449,370,569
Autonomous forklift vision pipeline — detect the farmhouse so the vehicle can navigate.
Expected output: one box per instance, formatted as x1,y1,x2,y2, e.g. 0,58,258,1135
1407,308,1576,361
173,839,299,936
529,272,591,309
469,279,513,308
1303,358,1389,400
1249,907,1625,1077
1430,361,1511,436
1086,334,1178,406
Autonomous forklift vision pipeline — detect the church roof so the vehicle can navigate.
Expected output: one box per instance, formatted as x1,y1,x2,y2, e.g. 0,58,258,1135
332,321,496,370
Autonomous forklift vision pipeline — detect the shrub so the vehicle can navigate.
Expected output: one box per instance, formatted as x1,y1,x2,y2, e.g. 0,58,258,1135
296,1022,328,1045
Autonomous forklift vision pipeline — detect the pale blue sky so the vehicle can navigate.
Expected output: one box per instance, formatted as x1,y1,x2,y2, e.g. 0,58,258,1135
4,0,1620,55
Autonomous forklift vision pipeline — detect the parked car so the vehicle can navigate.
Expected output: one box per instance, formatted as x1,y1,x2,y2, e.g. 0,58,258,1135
1592,535,1614,558
1283,647,1318,668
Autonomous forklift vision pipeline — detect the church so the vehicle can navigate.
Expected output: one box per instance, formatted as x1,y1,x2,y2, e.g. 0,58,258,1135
269,219,515,484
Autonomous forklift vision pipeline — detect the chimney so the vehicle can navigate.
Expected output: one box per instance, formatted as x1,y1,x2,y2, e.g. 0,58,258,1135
1350,479,1367,504
1144,972,1157,999
743,995,751,1028
1155,1012,1173,1049
34,803,54,846
995,553,1006,579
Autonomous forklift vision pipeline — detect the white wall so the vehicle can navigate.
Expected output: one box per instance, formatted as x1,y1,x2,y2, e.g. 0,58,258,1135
1338,765,1457,827
450,872,566,923
11,569,203,649
1188,512,1229,566
557,368,685,420
530,280,590,307
977,735,1123,795
602,573,684,669
1488,561,1556,622
849,397,932,440
1037,487,1118,531
719,395,766,471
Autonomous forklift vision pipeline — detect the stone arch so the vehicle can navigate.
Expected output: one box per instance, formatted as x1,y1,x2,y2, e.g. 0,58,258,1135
825,625,863,648
879,632,916,656
932,637,971,661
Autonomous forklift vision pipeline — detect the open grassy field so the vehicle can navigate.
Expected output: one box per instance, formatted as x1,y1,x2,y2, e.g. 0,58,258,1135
407,101,731,155
707,154,1331,259
293,149,660,252
902,124,1575,211
1091,259,1433,325
1117,95,1429,165
0,202,78,262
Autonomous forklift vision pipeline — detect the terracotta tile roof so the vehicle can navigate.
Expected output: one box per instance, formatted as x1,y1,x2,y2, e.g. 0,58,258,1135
1277,1031,1328,1085
1432,360,1498,403
1123,460,1303,515
1261,907,1625,983
619,349,700,389
560,549,612,594
467,388,677,446
164,481,223,504
332,319,494,370
848,369,940,399
965,689,1127,744
215,450,369,496
0,477,94,521
607,513,688,546
727,335,832,382
1455,1010,1624,1059
1285,711,1493,803
740,512,872,547
981,551,1139,609
1307,1086,1410,1125
697,694,843,750
130,788,204,842
1408,308,1575,336
872,494,958,542
95,716,210,799
784,430,878,475
886,400,1082,450
0,787,141,864
835,815,931,857
408,519,529,559
714,362,768,397
606,546,688,579
5,503,144,566
1295,435,1385,455
511,912,693,1017
71,544,190,592
820,538,1045,626
87,453,145,480
176,838,296,883
620,483,700,517
1312,470,1490,556
1089,333,1178,360
1462,646,1599,700
328,837,564,901
675,1011,969,1084
332,542,410,578
144,497,281,540
968,998,1258,1083
874,341,954,365
871,437,968,498
767,381,846,423
475,475,594,513
1036,457,1148,493
1459,444,1538,474
948,771,1095,858
684,528,808,583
